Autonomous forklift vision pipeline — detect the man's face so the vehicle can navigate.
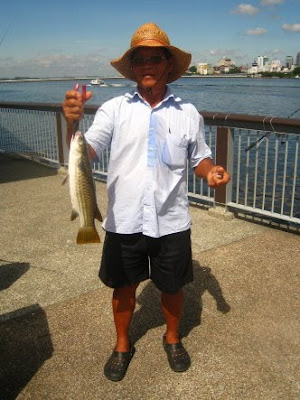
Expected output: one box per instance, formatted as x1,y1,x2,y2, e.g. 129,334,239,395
131,47,174,89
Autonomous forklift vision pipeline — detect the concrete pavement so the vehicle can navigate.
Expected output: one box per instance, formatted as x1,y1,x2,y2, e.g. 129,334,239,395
0,153,299,399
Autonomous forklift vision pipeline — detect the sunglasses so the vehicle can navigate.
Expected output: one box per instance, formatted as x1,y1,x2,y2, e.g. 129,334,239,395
131,55,166,66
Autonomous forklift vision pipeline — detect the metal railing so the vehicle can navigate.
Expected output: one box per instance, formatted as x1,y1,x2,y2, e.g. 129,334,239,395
1,101,299,227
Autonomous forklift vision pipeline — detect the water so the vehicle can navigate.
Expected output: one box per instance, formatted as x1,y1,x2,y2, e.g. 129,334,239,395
1,77,300,119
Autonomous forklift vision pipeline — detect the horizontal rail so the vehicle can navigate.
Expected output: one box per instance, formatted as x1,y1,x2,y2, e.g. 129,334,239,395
200,112,300,134
0,101,299,228
1,102,300,133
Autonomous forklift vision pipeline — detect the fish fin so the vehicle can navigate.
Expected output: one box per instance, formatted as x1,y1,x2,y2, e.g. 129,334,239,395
95,207,103,222
61,174,69,185
71,209,79,221
76,227,101,244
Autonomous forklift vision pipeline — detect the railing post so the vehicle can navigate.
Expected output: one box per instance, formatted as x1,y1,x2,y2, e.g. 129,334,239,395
215,126,234,205
55,111,69,166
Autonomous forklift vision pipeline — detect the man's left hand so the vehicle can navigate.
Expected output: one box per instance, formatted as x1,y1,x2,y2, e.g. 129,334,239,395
206,166,230,188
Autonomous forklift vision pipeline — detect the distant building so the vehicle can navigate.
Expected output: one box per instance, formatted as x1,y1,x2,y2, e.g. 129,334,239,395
286,56,293,69
296,52,300,66
247,61,258,74
197,63,208,75
240,65,248,72
216,57,235,68
215,57,236,73
196,63,214,75
270,60,282,72
257,56,269,72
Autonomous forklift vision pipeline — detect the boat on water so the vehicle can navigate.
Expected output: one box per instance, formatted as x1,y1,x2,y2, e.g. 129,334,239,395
90,78,105,86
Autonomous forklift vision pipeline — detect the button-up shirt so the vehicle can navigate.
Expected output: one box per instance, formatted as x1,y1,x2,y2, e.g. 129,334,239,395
85,87,212,238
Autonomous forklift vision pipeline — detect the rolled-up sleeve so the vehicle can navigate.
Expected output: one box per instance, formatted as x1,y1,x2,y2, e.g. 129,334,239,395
188,112,212,168
84,103,114,159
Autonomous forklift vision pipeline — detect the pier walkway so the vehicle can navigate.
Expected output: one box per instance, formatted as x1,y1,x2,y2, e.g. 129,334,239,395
0,153,299,399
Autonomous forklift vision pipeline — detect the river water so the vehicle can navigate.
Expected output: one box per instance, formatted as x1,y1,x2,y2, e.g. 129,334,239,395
1,77,300,119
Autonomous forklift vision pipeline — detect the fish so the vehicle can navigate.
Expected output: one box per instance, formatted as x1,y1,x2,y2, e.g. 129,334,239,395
67,131,103,244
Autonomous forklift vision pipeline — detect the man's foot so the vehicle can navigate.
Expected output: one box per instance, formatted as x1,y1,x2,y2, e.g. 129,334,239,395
104,345,135,381
163,335,191,372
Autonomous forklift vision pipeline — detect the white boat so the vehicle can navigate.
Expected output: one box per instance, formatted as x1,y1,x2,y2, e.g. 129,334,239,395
90,78,105,85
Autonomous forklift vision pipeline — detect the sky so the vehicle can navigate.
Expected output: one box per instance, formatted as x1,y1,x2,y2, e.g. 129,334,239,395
0,0,299,78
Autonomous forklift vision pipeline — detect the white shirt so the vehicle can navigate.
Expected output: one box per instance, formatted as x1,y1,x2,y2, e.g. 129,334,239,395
85,87,212,238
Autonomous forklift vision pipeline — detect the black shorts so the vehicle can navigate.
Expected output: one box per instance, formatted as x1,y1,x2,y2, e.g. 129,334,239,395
99,230,193,294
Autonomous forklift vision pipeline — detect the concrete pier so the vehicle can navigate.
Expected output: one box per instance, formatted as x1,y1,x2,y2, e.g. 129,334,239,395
0,153,299,399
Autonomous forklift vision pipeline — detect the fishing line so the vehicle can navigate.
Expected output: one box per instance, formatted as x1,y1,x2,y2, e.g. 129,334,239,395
280,106,300,144
245,116,271,152
245,106,300,152
287,106,300,119
0,20,13,49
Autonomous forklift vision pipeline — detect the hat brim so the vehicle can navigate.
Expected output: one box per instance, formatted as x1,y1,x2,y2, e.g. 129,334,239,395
110,43,191,84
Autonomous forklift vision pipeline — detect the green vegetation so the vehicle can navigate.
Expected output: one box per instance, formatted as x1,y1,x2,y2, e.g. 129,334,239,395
293,66,300,75
227,66,242,74
188,66,197,73
260,68,300,78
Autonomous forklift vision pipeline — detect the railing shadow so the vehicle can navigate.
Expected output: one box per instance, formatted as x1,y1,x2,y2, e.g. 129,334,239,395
129,260,230,345
0,304,53,399
0,261,30,291
0,153,58,183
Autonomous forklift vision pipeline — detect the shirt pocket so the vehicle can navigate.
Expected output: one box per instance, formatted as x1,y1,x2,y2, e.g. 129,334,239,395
161,134,188,169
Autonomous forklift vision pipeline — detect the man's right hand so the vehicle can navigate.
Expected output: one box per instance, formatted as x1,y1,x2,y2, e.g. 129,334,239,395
62,89,93,122
62,89,93,147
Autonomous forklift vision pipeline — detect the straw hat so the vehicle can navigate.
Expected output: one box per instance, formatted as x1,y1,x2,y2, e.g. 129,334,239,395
110,22,191,83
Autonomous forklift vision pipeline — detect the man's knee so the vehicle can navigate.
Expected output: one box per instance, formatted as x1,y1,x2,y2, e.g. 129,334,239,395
113,283,139,298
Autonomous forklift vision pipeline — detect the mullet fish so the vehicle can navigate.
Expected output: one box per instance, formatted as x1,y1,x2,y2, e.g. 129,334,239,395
68,131,102,244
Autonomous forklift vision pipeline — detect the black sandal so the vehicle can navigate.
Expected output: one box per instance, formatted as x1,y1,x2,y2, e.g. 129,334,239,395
163,335,191,372
104,345,135,381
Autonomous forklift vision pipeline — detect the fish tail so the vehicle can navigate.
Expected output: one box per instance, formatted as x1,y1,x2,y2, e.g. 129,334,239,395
76,227,100,244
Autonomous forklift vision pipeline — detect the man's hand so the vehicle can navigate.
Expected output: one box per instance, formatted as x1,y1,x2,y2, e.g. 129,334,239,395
194,158,230,188
62,89,93,123
62,89,93,148
206,165,230,188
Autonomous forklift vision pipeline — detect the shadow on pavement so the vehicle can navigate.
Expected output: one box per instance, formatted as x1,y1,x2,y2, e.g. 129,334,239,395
181,260,230,338
130,260,230,345
0,304,53,400
0,153,58,184
0,261,30,291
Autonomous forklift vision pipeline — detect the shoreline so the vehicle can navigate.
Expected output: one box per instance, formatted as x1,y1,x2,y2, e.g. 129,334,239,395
2,74,299,84
0,77,122,84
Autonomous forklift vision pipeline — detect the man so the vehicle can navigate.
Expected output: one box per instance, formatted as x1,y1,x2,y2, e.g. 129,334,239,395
63,22,230,382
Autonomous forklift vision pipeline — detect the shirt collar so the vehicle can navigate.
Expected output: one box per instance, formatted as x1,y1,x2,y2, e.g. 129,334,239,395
125,86,182,105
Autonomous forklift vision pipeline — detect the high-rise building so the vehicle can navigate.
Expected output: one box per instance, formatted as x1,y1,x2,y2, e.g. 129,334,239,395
286,56,293,69
257,56,269,71
296,53,300,66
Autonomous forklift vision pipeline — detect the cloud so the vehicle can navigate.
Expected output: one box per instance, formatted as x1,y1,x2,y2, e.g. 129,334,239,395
0,53,116,78
246,27,267,35
232,4,259,15
260,0,284,5
282,23,300,32
203,48,248,62
208,49,237,57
